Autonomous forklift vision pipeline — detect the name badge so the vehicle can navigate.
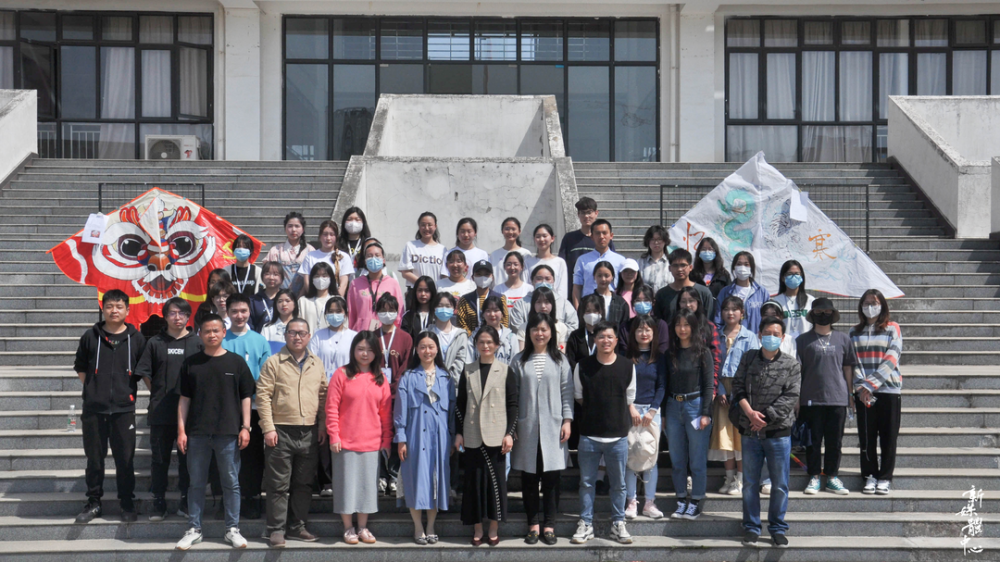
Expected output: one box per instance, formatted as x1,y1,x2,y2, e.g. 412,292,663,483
381,367,393,383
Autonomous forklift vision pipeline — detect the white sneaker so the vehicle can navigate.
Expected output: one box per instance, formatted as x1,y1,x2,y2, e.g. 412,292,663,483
642,499,664,519
175,528,202,550
320,485,333,497
225,527,248,548
624,498,639,519
728,475,743,496
875,480,891,495
570,519,594,544
761,483,771,495
610,520,632,544
862,476,877,495
718,475,734,494
378,478,388,495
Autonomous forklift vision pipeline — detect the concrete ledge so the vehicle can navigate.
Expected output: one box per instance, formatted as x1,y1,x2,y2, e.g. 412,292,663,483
0,91,37,190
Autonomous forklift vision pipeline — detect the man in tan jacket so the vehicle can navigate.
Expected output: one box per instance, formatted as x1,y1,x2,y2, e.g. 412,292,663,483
255,318,328,548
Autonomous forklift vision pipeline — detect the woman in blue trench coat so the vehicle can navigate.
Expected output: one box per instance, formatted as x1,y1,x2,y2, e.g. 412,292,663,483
394,331,454,544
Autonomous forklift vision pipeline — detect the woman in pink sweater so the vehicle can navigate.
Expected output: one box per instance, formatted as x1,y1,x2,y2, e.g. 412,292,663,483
326,330,393,545
347,242,405,332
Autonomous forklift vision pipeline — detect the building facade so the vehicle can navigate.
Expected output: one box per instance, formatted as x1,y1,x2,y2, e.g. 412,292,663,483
0,0,997,163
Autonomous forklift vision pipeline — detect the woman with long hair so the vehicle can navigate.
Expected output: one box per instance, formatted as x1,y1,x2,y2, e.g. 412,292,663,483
773,259,815,339
297,220,354,297
339,207,372,263
266,212,314,292
623,315,666,519
442,218,489,277
526,224,569,301
691,237,730,298
398,212,446,289
401,276,438,338
298,262,336,335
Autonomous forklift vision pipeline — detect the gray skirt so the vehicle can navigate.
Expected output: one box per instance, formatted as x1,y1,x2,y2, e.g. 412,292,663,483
331,450,380,514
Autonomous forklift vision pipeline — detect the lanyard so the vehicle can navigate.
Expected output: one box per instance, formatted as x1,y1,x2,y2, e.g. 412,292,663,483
585,331,596,356
380,327,396,369
368,274,384,313
232,264,252,293
347,238,362,257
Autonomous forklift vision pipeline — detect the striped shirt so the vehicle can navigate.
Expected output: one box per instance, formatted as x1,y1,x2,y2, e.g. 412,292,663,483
849,322,903,394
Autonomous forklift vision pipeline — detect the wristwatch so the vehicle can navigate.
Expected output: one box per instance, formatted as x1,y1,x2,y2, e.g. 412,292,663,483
241,425,251,432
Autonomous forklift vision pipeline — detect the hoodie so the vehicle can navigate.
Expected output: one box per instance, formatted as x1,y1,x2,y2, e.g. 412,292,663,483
73,322,146,415
135,328,203,425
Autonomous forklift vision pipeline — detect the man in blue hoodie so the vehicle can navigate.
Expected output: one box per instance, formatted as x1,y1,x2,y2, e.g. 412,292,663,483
73,289,147,523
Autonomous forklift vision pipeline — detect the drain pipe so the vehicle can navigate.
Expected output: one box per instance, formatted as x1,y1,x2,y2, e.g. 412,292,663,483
669,4,681,163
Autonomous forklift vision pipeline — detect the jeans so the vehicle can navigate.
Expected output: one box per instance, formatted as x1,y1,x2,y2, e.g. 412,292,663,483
187,435,241,530
577,436,628,524
626,404,659,502
665,397,712,500
741,434,791,536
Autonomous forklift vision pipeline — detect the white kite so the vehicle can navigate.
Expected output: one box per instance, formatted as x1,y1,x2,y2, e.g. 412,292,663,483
667,152,903,299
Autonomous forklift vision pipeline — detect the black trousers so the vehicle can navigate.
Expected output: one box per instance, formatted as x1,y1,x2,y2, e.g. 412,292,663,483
82,411,136,506
149,424,190,498
240,410,265,498
855,393,902,481
522,444,561,528
800,405,846,477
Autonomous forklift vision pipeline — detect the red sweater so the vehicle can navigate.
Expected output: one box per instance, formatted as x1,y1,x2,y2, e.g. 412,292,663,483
325,367,393,452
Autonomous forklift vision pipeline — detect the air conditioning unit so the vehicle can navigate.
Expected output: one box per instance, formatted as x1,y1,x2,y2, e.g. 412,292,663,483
144,135,201,160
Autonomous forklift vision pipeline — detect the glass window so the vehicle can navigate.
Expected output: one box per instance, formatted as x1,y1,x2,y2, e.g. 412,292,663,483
520,64,565,130
615,20,656,61
764,20,797,47
63,122,134,159
286,18,328,59
955,20,986,45
953,50,986,95
178,16,212,45
727,125,797,162
614,66,656,161
802,51,835,121
767,53,795,119
333,19,374,60
568,66,609,161
728,53,758,119
917,52,946,95
21,43,55,117
727,19,759,47
993,51,1000,95
380,64,423,94
995,21,1000,44
141,50,172,118
140,16,173,44
0,12,13,40
876,125,888,162
841,21,871,45
62,15,95,41
879,53,908,119
472,64,517,94
428,20,469,61
100,47,135,119
285,64,328,160
521,21,562,61
568,21,609,61
102,17,133,41
179,47,208,119
0,46,12,89
60,46,97,119
914,19,947,47
381,20,422,60
839,51,871,121
475,20,516,61
332,64,375,159
804,21,832,45
140,123,212,159
427,64,473,93
877,20,909,46
802,125,871,162
21,12,56,42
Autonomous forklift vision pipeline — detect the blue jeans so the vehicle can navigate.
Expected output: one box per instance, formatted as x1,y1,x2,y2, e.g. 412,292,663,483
186,435,241,530
578,436,628,524
626,404,659,502
741,434,791,536
665,397,712,500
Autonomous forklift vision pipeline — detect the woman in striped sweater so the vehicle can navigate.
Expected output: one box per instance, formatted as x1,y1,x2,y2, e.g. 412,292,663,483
849,289,903,496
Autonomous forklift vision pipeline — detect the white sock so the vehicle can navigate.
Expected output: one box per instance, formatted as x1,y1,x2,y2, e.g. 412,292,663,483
725,469,736,479
735,472,743,484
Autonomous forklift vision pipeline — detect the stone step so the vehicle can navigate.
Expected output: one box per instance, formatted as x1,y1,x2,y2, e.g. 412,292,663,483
585,191,924,204
572,166,903,177
0,206,337,219
0,225,295,237
0,213,337,225
574,177,912,187
0,196,341,208
606,225,948,236
593,199,929,210
599,208,934,221
574,161,894,169
900,351,1000,366
598,215,941,228
876,261,1000,274
22,158,348,168
897,337,1000,352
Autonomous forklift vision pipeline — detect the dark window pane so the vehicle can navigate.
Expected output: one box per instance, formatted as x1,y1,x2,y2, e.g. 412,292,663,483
179,47,208,119
0,46,12,89
427,64,472,93
60,46,97,119
995,21,1000,44
953,50,986,95
767,53,795,119
993,51,1000,94
286,19,328,59
727,19,758,47
520,65,564,129
614,66,656,161
381,20,423,60
615,20,656,61
472,64,517,94
140,16,173,44
62,15,95,41
102,17,133,41
140,123,212,159
63,122,134,159
333,64,375,159
802,125,872,162
521,21,562,61
20,12,56,42
877,20,909,47
568,66,609,161
101,47,135,119
568,21,609,61
333,19,374,60
914,19,947,47
380,64,423,94
879,52,908,119
802,51,834,121
37,122,56,158
141,50,172,118
727,126,797,162
285,64,328,160
20,43,55,116
876,125,888,162
428,20,470,61
917,52,946,95
804,21,832,45
955,20,986,45
764,20,796,47
839,51,871,121
178,16,212,45
841,21,870,45
729,53,758,119
475,20,515,61
0,12,14,40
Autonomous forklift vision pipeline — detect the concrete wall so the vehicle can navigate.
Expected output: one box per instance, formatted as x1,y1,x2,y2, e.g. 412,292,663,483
993,158,1000,236
0,90,37,186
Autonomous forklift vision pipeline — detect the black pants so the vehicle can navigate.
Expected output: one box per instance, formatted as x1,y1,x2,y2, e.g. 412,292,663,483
264,425,318,534
379,444,401,483
522,444,561,528
240,410,265,499
82,411,136,507
855,393,901,481
149,424,189,499
800,405,846,477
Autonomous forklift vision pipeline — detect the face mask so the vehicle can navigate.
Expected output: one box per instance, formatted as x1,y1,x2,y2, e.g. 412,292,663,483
734,265,752,281
434,307,454,321
344,221,364,234
699,251,716,263
863,304,882,319
811,312,833,326
313,277,331,291
761,335,782,352
326,313,346,327
233,248,251,262
378,311,398,325
474,275,493,289
583,312,601,326
784,274,803,289
534,282,553,291
634,301,653,315
366,257,384,272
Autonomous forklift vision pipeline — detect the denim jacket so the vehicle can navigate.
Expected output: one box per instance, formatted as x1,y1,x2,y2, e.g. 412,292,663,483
717,326,760,397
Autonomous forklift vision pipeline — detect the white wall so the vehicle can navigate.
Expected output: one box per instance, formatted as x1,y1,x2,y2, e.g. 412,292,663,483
0,90,36,185
222,8,262,160
994,158,1000,235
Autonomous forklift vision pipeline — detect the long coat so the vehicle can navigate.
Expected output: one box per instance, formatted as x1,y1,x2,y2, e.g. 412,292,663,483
509,351,574,474
393,365,454,510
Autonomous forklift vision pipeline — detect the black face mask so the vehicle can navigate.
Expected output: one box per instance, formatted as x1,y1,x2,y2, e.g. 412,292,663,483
812,312,833,326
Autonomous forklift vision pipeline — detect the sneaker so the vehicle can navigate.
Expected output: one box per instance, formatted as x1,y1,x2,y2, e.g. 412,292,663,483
388,480,398,495
761,483,771,495
358,528,377,544
120,507,137,523
875,480,892,495
772,533,789,548
718,475,734,494
624,498,639,519
670,500,688,520
642,500,664,519
286,527,319,542
610,520,632,544
175,528,203,550
728,476,743,496
320,485,333,497
225,527,247,548
148,497,168,521
75,500,102,524
378,478,388,495
176,495,188,518
742,532,759,546
825,476,849,495
269,531,286,548
570,520,594,544
803,476,821,495
862,476,878,495
681,499,703,520
344,527,360,545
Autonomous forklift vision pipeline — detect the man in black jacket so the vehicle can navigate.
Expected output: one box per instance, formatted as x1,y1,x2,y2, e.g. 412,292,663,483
136,297,203,521
72,289,147,523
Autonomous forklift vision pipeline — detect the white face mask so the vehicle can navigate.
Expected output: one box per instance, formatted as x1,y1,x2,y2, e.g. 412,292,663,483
583,312,601,326
474,275,493,289
378,311,398,325
733,265,752,281
863,304,882,319
313,277,331,291
345,221,364,235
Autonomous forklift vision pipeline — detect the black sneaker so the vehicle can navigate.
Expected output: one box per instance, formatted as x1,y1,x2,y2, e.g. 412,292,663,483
148,497,168,521
670,499,688,520
772,534,789,548
121,508,137,523
75,500,102,524
742,532,759,546
681,499,703,520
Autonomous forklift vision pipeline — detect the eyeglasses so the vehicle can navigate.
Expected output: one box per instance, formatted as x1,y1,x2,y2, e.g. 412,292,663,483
286,330,309,339
166,311,189,318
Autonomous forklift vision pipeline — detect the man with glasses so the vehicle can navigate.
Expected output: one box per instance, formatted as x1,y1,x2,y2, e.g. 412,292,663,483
136,297,204,521
654,249,716,323
559,197,616,299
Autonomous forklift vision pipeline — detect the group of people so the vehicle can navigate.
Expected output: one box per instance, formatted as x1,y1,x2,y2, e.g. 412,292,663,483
71,197,904,551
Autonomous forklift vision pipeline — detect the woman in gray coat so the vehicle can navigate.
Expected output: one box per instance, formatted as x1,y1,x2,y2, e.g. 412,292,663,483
510,312,574,545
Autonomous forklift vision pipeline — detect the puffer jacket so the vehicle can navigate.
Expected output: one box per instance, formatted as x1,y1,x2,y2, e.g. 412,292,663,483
728,349,800,438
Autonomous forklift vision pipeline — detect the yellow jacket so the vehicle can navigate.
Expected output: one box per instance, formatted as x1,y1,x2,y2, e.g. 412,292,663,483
256,346,327,434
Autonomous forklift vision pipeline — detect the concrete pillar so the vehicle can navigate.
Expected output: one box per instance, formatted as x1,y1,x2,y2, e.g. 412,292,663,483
677,6,719,162
222,7,261,160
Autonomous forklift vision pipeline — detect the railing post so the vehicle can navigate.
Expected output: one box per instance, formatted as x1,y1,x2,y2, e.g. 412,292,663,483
660,184,665,227
98,183,103,213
